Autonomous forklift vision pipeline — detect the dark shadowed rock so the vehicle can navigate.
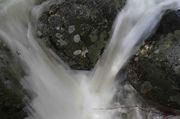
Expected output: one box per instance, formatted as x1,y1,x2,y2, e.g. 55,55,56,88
37,0,125,70
0,40,27,119
128,11,180,114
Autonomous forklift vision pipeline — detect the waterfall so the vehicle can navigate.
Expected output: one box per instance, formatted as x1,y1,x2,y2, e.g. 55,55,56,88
0,0,180,119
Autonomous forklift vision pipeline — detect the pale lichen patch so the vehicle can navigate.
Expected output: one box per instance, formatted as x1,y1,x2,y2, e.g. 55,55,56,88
57,39,67,46
73,50,82,55
73,34,81,43
68,25,75,34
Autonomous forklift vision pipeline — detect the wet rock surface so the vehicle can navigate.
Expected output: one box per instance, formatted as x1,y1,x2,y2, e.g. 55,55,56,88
0,40,27,119
37,0,180,114
2,0,180,118
37,0,125,70
128,11,180,113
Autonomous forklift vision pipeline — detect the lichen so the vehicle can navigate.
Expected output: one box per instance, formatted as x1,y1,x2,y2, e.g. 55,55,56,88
37,0,123,70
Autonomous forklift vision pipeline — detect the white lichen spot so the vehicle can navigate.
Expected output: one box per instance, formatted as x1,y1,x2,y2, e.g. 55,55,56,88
55,33,62,39
73,34,81,43
68,25,75,34
57,39,67,46
56,26,60,30
144,45,150,50
73,50,82,55
140,44,153,55
81,49,88,57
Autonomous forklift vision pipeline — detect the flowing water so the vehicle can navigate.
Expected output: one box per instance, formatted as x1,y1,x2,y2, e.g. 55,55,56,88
0,0,180,119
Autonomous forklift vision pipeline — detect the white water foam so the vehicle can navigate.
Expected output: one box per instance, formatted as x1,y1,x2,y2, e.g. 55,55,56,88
0,0,180,119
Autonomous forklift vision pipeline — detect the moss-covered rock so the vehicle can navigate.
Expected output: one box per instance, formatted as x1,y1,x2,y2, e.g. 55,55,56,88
128,11,180,113
0,40,27,119
37,0,125,70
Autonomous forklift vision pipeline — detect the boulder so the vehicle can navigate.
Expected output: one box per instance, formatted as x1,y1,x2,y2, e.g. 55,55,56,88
37,0,125,70
128,11,180,114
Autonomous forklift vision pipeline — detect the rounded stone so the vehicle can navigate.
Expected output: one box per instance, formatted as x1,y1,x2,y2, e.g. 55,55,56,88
37,0,125,70
128,11,180,113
